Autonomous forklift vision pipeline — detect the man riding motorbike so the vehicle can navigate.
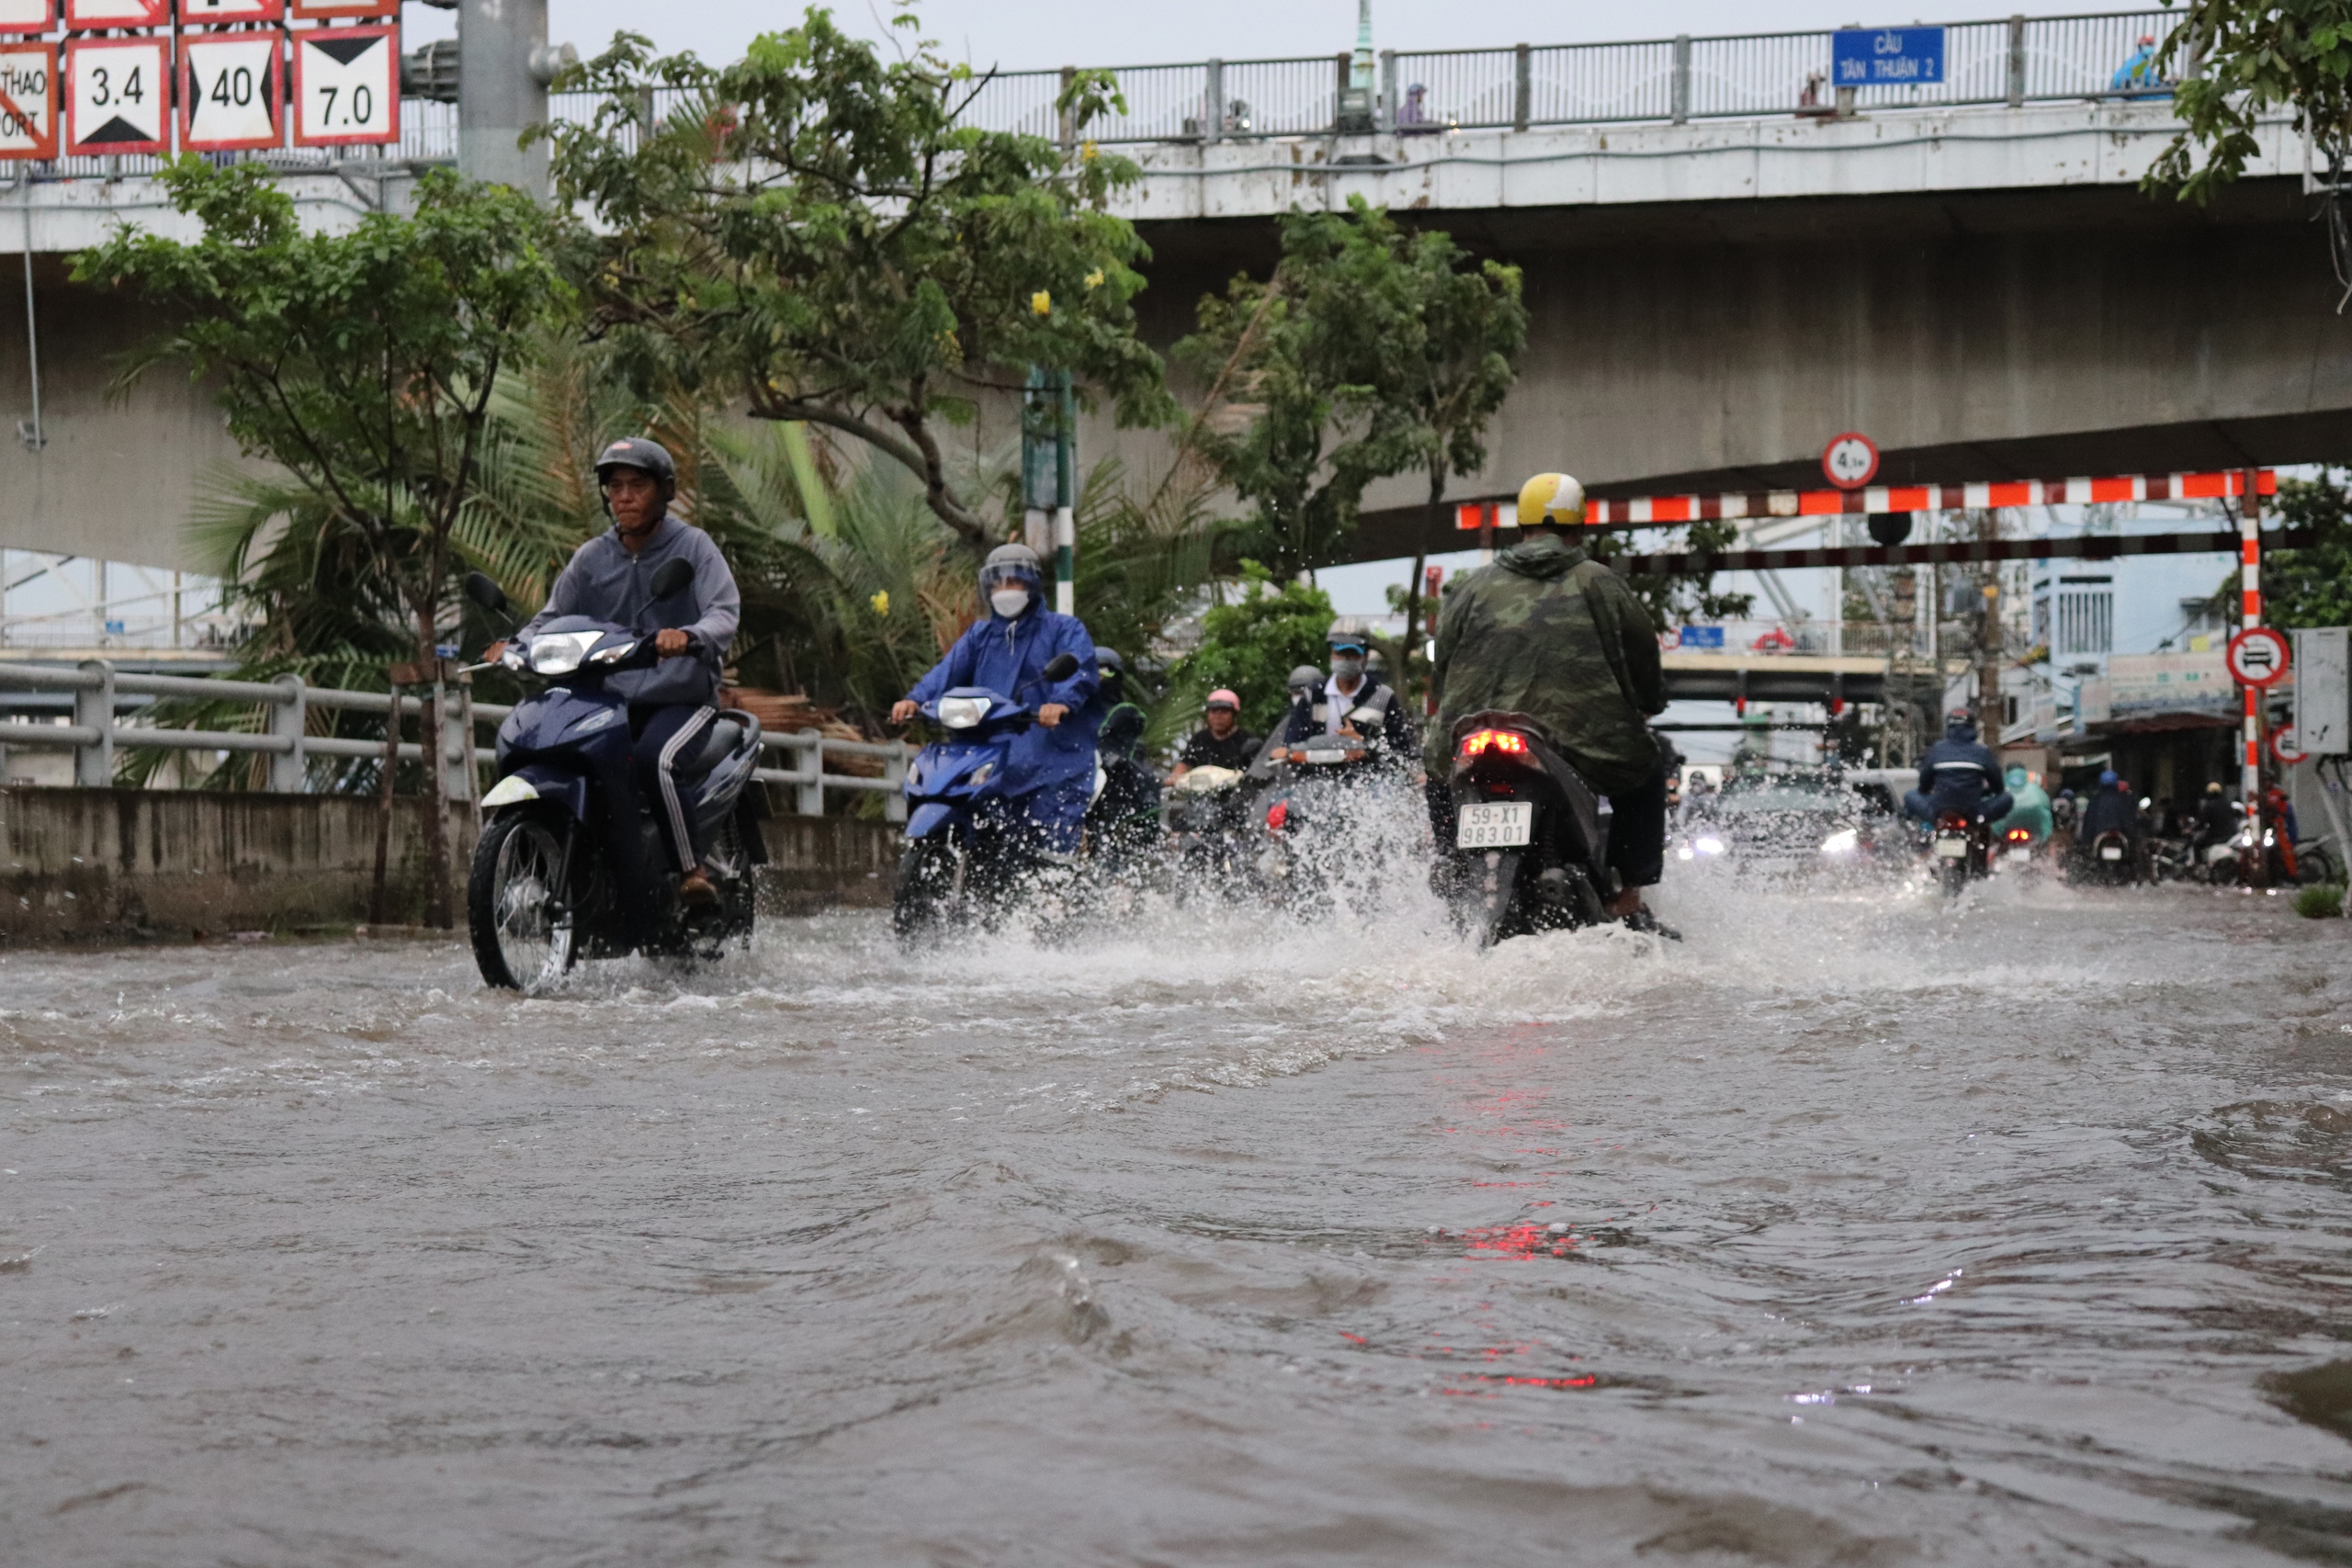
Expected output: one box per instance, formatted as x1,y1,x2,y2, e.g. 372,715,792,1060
2074,768,2143,867
1426,471,1670,926
2192,780,2238,854
1993,765,2053,848
1903,713,2013,829
500,436,741,906
1271,620,1416,766
889,543,1101,857
1170,690,1259,782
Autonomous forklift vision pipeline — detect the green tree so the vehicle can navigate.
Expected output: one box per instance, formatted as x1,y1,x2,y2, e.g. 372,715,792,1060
1162,566,1334,739
2146,1,2352,200
2211,471,2352,626
1176,199,1435,579
540,7,1171,550
75,161,573,928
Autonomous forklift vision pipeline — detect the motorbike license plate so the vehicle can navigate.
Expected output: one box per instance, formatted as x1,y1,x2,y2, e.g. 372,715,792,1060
1458,801,1533,849
2007,846,2030,863
1934,835,1968,859
2099,845,2124,861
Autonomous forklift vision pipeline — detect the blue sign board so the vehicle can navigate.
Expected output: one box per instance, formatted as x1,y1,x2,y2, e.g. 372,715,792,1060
1677,626,1725,650
1832,27,1946,86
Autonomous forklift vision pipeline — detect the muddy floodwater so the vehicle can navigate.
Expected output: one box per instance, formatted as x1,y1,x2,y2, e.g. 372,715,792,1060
7,868,2352,1565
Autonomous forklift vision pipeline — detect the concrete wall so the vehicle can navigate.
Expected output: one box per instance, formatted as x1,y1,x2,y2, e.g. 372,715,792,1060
0,787,901,942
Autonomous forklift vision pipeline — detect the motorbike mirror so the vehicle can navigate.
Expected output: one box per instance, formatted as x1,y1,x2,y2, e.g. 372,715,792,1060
1347,705,1385,727
463,570,508,615
649,558,695,602
1040,651,1080,682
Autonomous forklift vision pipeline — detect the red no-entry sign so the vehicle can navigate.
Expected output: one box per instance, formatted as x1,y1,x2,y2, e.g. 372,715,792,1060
2227,626,2290,689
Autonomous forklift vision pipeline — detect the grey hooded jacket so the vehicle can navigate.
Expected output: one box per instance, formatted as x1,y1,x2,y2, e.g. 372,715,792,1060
521,516,741,706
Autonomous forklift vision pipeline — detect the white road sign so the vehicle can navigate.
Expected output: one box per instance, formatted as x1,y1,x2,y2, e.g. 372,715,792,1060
1821,431,1879,491
66,36,170,158
2227,626,2290,689
0,41,55,160
291,24,396,146
0,0,49,37
2295,626,2349,756
181,32,279,152
62,0,169,27
180,0,286,25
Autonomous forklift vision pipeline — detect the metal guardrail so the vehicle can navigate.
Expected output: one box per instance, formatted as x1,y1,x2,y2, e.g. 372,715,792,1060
0,12,2173,185
0,660,908,822
943,10,2177,145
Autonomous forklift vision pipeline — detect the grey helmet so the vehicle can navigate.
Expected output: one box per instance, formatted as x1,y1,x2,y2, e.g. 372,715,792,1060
980,541,1045,597
594,436,678,501
1286,664,1323,697
1326,615,1373,652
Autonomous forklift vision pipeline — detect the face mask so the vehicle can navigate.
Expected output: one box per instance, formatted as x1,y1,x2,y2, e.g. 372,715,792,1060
989,588,1031,618
1331,655,1365,680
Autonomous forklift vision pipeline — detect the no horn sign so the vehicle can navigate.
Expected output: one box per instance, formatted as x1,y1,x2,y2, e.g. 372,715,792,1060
2228,626,2290,689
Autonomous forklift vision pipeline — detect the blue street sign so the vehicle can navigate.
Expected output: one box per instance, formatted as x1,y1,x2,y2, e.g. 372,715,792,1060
1832,26,1946,86
1678,626,1725,649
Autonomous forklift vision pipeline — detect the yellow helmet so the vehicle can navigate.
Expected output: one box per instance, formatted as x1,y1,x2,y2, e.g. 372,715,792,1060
1516,471,1586,527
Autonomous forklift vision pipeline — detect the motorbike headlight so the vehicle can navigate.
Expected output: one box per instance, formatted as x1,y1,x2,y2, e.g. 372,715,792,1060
1820,828,1859,855
1694,836,1725,856
526,630,599,675
967,762,993,786
587,639,638,665
936,695,991,730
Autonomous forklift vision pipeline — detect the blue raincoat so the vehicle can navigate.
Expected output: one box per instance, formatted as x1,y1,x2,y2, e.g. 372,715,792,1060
906,604,1102,845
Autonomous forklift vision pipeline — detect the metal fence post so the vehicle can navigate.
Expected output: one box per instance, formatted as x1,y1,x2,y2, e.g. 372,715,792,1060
796,728,824,818
268,672,306,793
1204,58,1224,142
1513,42,1532,131
1670,35,1691,125
1376,51,1394,133
1057,65,1075,152
442,682,474,805
74,659,112,787
2006,15,2026,107
884,741,908,826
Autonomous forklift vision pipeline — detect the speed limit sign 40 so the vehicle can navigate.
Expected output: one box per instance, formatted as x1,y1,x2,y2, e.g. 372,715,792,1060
2227,626,2290,689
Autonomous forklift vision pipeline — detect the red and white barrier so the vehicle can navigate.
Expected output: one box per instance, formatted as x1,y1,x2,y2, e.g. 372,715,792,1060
1455,468,2278,530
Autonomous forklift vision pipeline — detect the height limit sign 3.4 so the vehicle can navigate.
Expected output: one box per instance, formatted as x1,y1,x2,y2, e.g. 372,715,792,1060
292,25,395,147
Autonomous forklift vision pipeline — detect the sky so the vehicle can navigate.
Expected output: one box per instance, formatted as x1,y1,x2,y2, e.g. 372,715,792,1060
506,1,2136,72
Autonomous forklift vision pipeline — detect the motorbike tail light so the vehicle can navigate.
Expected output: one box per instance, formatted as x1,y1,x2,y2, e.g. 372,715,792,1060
1458,728,1529,759
2006,828,2030,843
1265,800,1288,831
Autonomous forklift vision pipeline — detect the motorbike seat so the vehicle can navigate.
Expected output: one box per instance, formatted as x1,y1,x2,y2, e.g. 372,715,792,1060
676,716,747,779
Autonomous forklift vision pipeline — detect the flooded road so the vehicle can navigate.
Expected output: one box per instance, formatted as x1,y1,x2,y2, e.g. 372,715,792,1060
6,870,2352,1565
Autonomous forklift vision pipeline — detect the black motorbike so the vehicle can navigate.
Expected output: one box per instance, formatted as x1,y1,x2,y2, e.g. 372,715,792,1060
1929,808,1995,897
1432,709,1618,946
462,567,766,990
2072,827,2141,887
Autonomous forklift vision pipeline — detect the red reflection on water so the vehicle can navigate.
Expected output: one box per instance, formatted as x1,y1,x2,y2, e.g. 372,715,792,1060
1455,1223,1580,1260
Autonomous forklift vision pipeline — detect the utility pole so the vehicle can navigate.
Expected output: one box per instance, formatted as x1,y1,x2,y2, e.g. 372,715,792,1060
1021,368,1076,615
455,0,560,197
2241,468,2267,886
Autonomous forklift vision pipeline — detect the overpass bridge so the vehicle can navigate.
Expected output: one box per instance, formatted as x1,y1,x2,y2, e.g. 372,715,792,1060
0,10,2334,589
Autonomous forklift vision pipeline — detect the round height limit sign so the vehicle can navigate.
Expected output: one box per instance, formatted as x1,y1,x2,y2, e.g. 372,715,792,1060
292,25,396,147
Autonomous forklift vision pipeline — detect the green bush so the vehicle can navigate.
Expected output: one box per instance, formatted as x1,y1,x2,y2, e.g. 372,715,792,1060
2295,884,2346,919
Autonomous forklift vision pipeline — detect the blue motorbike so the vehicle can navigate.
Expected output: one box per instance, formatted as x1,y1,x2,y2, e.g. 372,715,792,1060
893,650,1083,939
461,567,766,990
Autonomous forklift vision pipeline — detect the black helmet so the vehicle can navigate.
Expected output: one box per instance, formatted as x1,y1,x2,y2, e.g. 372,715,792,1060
594,436,678,500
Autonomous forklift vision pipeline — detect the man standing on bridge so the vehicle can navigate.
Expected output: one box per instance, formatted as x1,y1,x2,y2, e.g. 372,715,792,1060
1426,472,1670,926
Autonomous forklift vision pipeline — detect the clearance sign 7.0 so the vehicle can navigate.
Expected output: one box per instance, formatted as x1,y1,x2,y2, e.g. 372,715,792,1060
0,3,397,162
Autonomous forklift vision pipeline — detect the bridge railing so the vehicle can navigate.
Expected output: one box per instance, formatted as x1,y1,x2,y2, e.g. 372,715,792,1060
940,9,2175,144
0,660,908,821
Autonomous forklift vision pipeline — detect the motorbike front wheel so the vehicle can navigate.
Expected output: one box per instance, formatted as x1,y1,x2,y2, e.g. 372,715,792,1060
893,836,962,942
469,808,576,991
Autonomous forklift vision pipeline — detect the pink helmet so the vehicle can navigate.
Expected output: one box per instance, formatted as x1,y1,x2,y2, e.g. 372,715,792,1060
1206,689,1240,710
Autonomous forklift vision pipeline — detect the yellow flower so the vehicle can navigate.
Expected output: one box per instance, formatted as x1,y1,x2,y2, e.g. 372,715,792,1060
1080,141,1099,163
1084,267,1105,290
1030,290,1052,317
869,590,890,617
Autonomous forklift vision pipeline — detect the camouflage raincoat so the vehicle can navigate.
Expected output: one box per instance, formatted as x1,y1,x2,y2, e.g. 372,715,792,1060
1426,531,1666,795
